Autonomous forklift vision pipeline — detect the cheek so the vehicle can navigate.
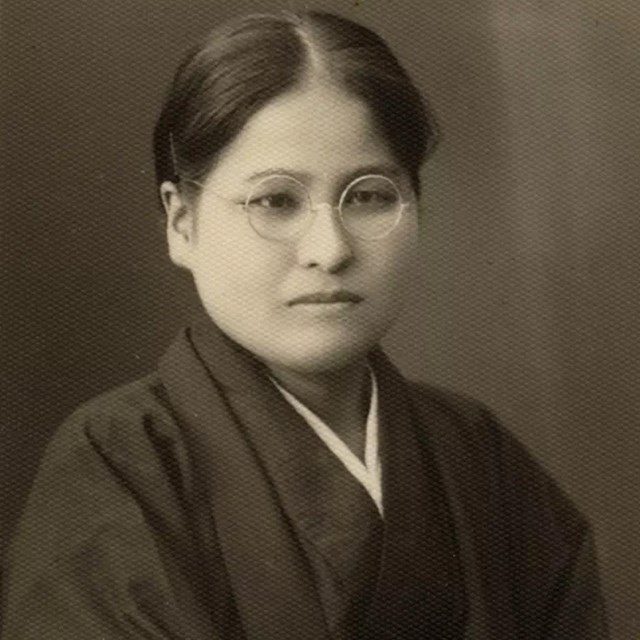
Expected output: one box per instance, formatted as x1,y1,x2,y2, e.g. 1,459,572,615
370,225,419,297
191,222,286,305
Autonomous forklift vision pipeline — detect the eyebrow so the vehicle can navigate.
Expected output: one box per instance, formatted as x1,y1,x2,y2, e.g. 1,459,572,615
245,163,405,185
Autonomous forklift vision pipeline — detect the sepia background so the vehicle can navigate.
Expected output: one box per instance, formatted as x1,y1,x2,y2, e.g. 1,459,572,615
1,0,639,636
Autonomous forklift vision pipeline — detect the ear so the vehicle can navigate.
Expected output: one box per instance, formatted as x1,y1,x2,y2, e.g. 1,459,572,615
160,181,196,270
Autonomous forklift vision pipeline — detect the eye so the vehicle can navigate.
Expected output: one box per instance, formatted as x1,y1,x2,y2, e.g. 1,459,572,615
345,189,394,205
249,192,299,211
245,179,307,219
342,183,400,213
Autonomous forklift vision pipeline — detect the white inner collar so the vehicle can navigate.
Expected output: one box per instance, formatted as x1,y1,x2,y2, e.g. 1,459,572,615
271,369,383,516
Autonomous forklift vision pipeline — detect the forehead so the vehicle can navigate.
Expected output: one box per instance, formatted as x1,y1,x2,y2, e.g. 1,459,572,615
205,83,399,187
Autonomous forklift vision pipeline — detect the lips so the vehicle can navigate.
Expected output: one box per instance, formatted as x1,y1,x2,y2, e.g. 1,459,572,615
288,290,363,305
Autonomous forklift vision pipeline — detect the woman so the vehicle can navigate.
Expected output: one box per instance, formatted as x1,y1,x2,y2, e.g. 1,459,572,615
2,10,608,639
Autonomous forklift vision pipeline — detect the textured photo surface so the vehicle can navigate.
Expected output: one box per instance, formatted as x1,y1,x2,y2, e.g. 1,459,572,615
1,2,638,638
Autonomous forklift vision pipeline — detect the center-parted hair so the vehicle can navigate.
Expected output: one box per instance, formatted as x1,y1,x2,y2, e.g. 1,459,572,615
153,11,437,199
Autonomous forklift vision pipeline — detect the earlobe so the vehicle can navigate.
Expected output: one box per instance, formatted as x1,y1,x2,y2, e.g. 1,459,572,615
160,181,196,269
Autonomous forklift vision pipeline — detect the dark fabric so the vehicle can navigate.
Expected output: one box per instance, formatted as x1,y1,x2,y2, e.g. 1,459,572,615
183,318,467,639
365,348,467,639
188,321,387,638
1,319,609,639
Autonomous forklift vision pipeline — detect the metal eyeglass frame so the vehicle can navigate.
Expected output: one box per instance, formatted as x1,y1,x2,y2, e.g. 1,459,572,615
179,173,411,242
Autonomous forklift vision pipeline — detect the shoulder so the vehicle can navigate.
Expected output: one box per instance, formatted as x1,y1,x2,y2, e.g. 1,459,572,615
61,372,178,449
406,380,491,425
405,380,503,456
4,374,211,638
406,380,590,537
36,372,192,506
11,372,196,558
404,386,607,636
70,372,171,429
407,379,550,471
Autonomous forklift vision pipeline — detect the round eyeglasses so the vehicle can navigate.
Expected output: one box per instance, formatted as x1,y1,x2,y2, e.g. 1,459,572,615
183,174,410,242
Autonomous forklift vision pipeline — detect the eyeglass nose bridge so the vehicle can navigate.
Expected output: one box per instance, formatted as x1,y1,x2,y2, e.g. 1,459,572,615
308,201,340,216
301,201,350,237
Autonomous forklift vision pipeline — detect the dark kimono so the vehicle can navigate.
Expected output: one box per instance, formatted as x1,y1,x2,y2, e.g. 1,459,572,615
2,318,608,639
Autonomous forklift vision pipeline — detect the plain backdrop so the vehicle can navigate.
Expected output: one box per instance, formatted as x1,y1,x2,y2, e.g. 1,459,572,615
1,1,639,637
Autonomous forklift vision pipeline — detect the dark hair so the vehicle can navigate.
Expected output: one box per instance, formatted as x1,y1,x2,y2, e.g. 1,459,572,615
153,11,437,199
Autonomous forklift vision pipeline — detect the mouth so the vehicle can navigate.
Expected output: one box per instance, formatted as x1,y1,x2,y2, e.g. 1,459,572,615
288,290,363,306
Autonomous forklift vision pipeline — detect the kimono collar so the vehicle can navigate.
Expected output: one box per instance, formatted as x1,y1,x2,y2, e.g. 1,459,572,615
161,313,468,639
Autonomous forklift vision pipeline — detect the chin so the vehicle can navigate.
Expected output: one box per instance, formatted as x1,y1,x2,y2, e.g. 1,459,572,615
212,309,396,374
262,326,385,374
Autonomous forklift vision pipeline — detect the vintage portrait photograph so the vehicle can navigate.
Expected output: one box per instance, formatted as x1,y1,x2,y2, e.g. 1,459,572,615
1,1,638,638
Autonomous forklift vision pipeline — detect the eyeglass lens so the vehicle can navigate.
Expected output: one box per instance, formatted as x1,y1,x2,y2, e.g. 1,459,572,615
245,175,403,241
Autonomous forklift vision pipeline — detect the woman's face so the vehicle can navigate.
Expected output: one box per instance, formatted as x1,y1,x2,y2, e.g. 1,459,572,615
165,83,419,374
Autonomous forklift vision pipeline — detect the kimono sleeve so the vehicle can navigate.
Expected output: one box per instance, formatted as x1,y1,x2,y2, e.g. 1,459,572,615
544,526,610,639
2,403,219,640
410,383,609,639
486,408,610,639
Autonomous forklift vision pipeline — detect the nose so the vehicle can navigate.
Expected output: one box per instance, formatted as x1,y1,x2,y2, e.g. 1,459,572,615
295,203,354,273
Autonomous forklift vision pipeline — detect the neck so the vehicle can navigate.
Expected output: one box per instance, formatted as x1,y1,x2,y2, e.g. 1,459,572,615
268,358,372,444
